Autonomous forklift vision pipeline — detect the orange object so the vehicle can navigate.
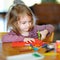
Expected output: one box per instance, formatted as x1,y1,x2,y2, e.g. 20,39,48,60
56,40,60,53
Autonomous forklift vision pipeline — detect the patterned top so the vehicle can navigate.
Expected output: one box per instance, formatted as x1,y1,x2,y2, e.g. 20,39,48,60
2,25,54,42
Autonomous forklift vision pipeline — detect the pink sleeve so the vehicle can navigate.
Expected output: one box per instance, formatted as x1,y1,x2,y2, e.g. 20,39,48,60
2,34,24,42
46,24,55,33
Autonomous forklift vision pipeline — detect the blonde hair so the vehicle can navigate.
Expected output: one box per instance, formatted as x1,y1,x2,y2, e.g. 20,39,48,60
7,4,34,35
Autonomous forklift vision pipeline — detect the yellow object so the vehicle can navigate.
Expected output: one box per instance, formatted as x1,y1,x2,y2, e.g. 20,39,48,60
43,53,59,56
28,46,32,49
57,45,60,48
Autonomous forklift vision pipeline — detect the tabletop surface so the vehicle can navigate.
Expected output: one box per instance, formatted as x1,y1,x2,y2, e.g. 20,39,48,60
0,42,60,60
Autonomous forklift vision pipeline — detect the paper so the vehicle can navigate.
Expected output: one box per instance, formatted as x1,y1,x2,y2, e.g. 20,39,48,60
7,52,44,60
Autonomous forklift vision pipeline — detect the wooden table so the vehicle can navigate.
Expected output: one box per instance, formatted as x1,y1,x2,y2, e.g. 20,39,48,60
0,42,60,60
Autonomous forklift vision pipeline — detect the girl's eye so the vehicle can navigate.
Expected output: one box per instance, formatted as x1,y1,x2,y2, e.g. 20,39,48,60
29,21,31,23
29,21,32,23
22,21,32,24
22,22,26,24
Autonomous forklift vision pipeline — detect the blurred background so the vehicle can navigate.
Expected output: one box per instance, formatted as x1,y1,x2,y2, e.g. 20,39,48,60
0,0,60,41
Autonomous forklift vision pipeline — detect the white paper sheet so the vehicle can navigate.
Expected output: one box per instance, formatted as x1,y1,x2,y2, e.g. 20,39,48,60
7,52,44,60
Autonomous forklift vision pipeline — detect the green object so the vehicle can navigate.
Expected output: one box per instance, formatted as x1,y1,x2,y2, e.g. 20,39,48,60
33,53,41,57
37,30,41,40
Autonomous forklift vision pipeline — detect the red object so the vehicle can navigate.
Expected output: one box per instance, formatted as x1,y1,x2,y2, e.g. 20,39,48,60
12,38,46,47
12,42,25,47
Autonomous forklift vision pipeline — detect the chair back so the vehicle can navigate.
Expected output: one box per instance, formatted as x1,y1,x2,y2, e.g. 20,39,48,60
0,32,8,40
43,32,54,43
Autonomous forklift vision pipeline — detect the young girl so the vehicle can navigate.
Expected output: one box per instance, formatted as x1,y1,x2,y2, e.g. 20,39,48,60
2,4,54,43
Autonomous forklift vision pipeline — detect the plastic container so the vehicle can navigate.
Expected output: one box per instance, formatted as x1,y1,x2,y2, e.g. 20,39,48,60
55,40,60,53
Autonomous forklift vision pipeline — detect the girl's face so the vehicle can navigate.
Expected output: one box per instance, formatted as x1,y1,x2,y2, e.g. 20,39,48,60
17,15,32,32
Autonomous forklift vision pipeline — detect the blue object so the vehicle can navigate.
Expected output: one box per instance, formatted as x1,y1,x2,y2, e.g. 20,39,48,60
30,43,48,51
30,44,38,51
42,44,48,48
33,47,38,51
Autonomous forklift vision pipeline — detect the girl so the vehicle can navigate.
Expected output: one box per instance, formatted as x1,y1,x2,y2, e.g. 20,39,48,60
2,4,54,43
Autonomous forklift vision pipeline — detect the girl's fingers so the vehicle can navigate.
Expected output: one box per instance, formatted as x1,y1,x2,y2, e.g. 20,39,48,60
31,38,35,42
28,40,32,43
24,38,35,43
24,40,28,43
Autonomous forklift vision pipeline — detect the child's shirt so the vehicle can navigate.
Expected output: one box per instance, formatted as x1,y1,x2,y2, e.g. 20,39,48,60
2,24,54,42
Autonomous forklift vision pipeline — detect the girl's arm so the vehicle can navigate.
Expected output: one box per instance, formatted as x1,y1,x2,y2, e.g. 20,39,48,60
45,24,55,35
36,24,54,34
36,24,55,40
41,24,54,40
2,34,24,42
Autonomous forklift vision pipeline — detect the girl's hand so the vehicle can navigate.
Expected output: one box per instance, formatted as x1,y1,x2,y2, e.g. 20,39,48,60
24,38,35,43
40,30,48,40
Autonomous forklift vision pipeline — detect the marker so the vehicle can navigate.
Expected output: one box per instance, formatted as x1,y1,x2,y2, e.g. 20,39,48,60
37,30,41,40
45,48,54,53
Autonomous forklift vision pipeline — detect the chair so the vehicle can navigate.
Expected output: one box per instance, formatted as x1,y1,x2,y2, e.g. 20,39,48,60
0,32,8,40
43,32,54,43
